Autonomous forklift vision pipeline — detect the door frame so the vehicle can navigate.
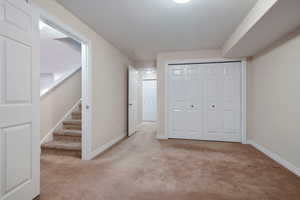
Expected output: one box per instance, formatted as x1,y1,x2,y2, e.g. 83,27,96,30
33,3,93,160
164,58,247,144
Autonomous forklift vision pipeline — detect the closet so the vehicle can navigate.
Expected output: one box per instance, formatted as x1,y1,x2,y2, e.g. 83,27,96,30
167,62,241,142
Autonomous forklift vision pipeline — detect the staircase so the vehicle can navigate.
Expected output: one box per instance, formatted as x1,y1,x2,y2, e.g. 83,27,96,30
41,103,82,158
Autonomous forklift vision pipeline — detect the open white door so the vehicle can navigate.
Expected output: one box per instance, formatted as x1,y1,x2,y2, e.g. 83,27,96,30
128,66,137,136
0,0,40,199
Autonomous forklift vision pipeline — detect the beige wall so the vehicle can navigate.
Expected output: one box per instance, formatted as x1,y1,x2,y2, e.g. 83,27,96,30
247,29,300,168
156,50,223,138
34,0,131,151
223,0,277,54
41,70,81,141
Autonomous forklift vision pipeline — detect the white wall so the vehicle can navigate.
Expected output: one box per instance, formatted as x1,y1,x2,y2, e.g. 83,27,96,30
247,29,300,169
223,0,277,54
40,26,82,94
156,50,222,138
41,70,81,141
34,0,132,152
40,38,81,75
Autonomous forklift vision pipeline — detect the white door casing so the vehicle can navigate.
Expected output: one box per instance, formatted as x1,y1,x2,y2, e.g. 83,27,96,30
142,80,157,122
168,62,242,142
36,5,93,160
0,0,40,199
128,66,137,136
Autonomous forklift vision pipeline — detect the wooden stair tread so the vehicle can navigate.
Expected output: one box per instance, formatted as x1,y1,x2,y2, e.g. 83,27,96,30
72,111,81,115
54,129,82,137
63,120,81,125
71,111,82,120
42,140,81,151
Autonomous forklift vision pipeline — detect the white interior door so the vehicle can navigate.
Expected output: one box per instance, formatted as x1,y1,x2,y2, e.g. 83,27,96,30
203,62,241,141
142,80,157,122
128,66,137,136
168,62,241,142
168,65,203,139
0,0,40,200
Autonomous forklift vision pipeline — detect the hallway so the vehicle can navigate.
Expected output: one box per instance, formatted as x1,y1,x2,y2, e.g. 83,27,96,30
40,123,300,200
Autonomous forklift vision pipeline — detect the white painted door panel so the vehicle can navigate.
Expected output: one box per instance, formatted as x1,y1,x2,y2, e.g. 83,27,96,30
128,66,137,136
185,65,203,137
168,66,187,137
204,64,219,136
220,62,241,140
0,0,39,200
168,62,241,142
168,65,203,139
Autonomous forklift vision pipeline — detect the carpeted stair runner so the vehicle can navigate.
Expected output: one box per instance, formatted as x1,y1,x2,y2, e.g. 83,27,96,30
41,103,82,158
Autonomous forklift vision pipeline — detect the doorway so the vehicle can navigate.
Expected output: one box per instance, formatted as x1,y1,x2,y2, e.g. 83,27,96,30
128,67,157,137
143,80,157,122
38,10,92,160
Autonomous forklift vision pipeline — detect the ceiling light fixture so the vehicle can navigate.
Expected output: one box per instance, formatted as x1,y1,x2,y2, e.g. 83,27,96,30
173,0,191,4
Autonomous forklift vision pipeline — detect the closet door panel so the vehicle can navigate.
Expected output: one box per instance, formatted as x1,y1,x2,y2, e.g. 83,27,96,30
168,66,187,136
204,64,220,136
185,65,203,136
221,63,241,136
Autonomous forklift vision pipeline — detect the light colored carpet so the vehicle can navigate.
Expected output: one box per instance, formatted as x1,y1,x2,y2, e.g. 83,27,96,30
40,123,300,200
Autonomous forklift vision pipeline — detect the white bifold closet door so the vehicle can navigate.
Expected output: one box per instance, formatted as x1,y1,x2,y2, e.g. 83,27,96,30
168,62,241,142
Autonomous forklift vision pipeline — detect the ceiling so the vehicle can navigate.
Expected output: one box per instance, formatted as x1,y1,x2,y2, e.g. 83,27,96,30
56,0,258,62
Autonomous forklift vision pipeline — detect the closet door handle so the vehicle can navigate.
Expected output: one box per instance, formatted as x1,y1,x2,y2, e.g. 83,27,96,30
190,105,194,108
211,105,216,108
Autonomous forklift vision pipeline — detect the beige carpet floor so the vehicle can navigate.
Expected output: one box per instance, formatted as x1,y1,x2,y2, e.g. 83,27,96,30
40,123,300,200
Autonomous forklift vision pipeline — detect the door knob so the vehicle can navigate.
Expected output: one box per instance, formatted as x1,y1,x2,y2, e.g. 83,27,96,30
129,104,133,106
190,105,194,108
211,105,216,108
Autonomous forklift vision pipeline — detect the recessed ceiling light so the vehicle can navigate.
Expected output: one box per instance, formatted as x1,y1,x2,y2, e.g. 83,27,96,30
173,0,191,4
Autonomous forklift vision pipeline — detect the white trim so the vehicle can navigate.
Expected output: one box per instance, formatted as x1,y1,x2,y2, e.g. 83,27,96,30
34,3,93,160
88,134,126,160
40,66,81,98
163,57,247,143
241,60,247,144
156,135,168,140
248,140,300,177
81,41,93,160
35,5,89,44
40,99,82,145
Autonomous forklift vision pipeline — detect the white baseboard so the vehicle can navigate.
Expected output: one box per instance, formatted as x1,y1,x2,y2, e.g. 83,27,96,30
40,99,82,145
247,140,300,176
88,134,126,160
156,135,168,140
